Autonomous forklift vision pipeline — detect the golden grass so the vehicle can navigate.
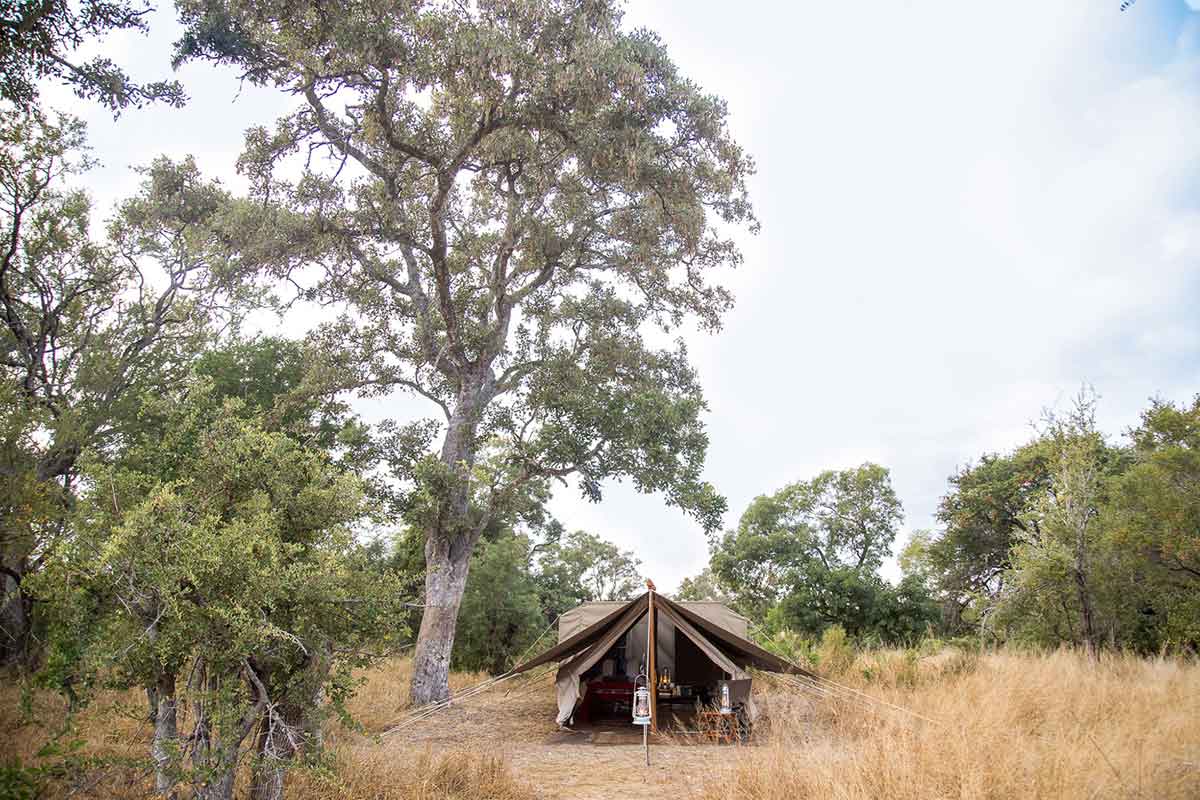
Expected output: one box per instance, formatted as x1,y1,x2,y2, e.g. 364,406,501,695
701,648,1200,800
4,650,1197,799
0,680,158,799
345,655,493,733
288,748,535,800
0,658,525,800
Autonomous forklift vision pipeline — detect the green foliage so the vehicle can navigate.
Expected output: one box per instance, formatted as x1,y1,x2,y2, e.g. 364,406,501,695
816,625,855,676
777,568,937,644
1110,397,1200,649
1,112,235,666
711,463,902,618
172,0,758,533
453,534,545,674
674,567,732,603
925,440,1053,630
0,730,98,800
707,463,932,642
0,759,39,800
535,529,642,622
30,377,408,794
0,1,185,112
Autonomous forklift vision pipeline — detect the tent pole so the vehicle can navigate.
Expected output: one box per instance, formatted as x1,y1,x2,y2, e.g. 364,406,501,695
643,717,649,765
648,589,657,734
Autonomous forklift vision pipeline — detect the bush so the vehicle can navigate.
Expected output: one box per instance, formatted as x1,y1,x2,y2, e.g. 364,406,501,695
0,760,39,800
756,627,818,667
816,625,855,676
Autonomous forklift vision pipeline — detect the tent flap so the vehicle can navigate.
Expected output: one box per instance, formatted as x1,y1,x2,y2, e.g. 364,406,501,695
551,598,649,724
657,595,816,678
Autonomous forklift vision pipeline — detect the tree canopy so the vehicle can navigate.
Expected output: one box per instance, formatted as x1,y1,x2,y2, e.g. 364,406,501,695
0,111,239,665
703,463,932,642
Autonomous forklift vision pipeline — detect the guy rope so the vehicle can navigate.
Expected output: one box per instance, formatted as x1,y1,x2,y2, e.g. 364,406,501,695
380,614,562,737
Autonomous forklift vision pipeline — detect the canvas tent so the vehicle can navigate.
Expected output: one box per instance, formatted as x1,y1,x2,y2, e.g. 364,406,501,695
512,592,810,727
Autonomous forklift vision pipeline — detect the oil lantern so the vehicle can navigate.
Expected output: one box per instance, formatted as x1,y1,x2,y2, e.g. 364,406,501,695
632,674,651,726
718,680,732,715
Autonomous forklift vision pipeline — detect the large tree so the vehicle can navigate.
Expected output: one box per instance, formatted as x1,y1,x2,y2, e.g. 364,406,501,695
925,440,1052,630
174,0,755,703
711,463,904,621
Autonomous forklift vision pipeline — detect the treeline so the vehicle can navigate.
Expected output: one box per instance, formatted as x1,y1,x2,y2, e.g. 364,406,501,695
677,390,1200,656
919,392,1199,653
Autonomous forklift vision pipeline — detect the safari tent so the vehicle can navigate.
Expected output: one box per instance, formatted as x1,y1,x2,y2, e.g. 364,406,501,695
511,592,811,729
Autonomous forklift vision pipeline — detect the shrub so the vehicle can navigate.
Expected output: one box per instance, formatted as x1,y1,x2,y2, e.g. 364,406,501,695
816,625,855,676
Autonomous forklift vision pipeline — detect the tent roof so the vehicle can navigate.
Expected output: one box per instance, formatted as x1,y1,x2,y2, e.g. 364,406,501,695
656,595,813,676
558,600,749,640
511,593,814,678
512,593,649,674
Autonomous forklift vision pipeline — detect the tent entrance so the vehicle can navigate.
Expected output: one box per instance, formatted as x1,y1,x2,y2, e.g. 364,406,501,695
513,593,807,730
567,606,731,728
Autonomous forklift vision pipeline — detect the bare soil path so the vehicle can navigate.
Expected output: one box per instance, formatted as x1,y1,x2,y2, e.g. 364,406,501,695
367,672,816,800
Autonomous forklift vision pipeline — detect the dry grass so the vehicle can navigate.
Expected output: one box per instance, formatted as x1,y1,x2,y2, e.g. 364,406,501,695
4,649,1197,799
0,659,528,800
701,648,1200,800
344,655,494,733
288,748,535,800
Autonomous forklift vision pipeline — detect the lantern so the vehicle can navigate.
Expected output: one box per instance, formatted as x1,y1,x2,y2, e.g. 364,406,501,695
718,680,733,715
632,674,651,726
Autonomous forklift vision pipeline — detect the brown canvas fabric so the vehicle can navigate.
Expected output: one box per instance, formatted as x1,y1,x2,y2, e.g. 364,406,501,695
551,598,650,725
654,600,758,721
657,595,818,678
512,594,647,675
558,600,750,640
510,593,812,726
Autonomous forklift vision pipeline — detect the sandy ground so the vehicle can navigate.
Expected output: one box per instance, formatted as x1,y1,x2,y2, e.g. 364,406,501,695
368,671,817,800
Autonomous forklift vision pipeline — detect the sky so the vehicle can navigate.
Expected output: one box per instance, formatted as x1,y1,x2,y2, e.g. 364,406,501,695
45,1,1200,589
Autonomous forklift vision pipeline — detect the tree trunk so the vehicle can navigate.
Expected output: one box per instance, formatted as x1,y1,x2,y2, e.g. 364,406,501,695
0,566,29,667
249,719,291,800
249,644,331,800
1074,566,1099,660
189,663,247,800
147,686,159,723
2,462,72,668
150,672,179,797
0,541,33,668
408,378,490,705
1073,506,1099,660
409,538,472,705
